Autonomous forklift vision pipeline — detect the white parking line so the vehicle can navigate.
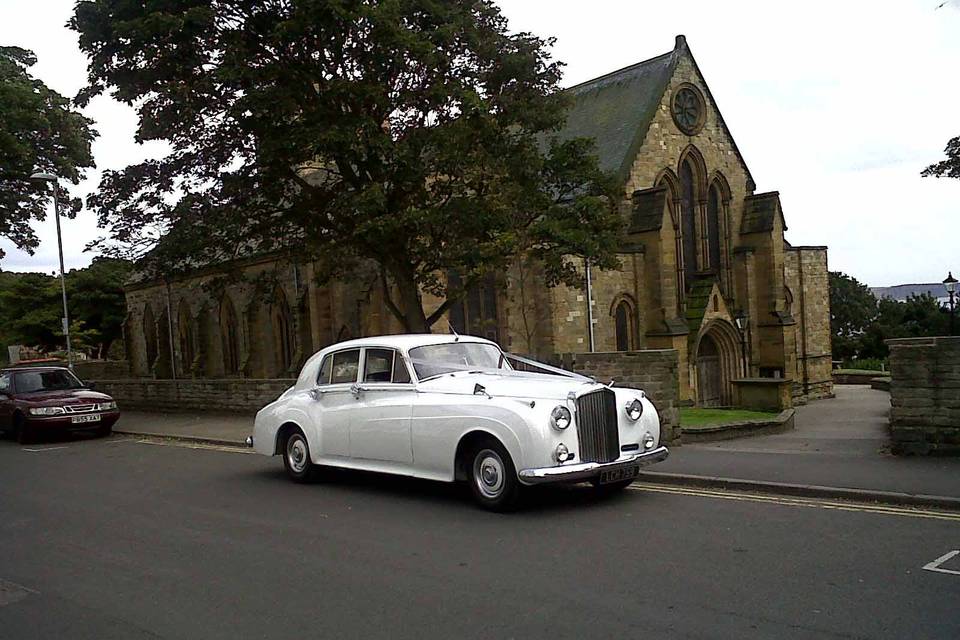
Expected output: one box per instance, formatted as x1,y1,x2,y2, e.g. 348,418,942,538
922,550,960,576
21,446,68,452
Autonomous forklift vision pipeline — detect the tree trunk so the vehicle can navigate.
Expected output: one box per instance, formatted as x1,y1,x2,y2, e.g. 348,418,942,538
393,270,430,334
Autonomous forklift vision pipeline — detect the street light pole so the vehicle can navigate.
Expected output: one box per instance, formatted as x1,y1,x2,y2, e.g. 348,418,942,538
944,272,958,337
30,172,73,370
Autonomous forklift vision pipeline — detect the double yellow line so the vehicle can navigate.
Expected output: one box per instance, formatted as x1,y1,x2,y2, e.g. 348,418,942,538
629,482,960,522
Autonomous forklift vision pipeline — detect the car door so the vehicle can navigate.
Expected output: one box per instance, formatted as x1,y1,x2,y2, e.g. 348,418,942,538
306,348,361,458
0,372,12,430
347,348,414,464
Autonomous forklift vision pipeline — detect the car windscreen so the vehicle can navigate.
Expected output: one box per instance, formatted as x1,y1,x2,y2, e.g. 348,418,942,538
408,342,511,380
15,370,84,394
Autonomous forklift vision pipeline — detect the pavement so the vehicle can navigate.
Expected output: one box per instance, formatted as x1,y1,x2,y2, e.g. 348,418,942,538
112,385,960,507
1,436,958,639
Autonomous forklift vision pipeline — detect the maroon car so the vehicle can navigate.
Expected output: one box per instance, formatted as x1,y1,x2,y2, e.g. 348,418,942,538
0,366,120,444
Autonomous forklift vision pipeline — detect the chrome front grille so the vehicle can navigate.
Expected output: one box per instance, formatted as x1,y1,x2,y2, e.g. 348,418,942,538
64,404,98,414
575,388,620,463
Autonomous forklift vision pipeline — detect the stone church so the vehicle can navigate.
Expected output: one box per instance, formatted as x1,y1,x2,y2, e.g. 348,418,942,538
123,35,832,406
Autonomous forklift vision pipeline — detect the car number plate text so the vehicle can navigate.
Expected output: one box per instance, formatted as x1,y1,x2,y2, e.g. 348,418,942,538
71,414,102,424
599,465,639,484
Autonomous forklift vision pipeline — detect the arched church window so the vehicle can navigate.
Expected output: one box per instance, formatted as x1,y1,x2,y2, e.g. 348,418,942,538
271,288,295,374
143,304,158,370
220,297,240,374
177,301,195,376
614,299,634,352
447,271,500,342
679,160,698,290
707,185,721,273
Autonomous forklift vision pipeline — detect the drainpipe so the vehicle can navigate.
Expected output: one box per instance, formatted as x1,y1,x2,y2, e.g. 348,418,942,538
164,280,177,381
585,259,596,352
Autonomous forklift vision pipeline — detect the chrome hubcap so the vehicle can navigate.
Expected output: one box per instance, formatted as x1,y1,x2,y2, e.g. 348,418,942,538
473,449,505,499
287,435,308,473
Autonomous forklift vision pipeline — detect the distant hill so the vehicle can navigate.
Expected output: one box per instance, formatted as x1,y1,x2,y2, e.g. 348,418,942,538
870,283,949,304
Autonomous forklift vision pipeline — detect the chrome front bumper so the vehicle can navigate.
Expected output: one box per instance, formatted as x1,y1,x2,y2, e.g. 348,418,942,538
518,446,669,485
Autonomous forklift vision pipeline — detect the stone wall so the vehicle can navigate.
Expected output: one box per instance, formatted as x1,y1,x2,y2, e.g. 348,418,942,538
559,349,681,444
888,336,960,455
93,379,295,413
74,360,131,381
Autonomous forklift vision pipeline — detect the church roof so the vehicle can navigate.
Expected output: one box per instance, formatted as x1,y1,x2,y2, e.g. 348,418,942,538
544,36,755,190
544,50,676,183
740,192,786,234
630,185,668,232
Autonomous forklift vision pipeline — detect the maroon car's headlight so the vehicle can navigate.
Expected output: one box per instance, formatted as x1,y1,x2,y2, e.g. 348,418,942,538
29,407,66,416
99,401,118,411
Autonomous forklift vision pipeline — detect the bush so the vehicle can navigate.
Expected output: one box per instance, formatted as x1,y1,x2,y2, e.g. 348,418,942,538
842,357,886,372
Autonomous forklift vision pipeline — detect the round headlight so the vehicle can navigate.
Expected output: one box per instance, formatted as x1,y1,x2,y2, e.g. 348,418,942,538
625,398,644,421
550,405,571,430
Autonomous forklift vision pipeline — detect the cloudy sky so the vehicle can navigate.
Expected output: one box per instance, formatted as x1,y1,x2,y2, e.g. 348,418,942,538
1,0,958,287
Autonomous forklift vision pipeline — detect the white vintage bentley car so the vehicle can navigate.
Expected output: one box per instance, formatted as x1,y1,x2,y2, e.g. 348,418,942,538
249,334,668,510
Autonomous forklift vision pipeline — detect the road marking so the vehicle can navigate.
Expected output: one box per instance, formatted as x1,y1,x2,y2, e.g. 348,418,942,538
922,550,960,575
629,483,960,523
136,439,254,454
21,446,68,452
0,578,38,607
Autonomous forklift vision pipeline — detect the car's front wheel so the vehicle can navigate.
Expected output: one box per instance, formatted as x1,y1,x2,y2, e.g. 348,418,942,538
282,430,319,483
468,441,520,512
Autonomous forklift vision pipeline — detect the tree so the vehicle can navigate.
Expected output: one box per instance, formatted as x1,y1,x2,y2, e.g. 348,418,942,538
71,0,622,333
0,46,96,261
828,271,877,361
922,136,960,179
859,294,949,360
0,258,132,357
64,257,132,357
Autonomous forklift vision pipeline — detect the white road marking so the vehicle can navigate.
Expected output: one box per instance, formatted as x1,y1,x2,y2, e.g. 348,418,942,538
0,578,39,607
629,483,960,522
922,550,960,575
21,446,68,452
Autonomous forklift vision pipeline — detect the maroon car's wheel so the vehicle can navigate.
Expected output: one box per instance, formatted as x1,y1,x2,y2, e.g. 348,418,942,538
13,414,32,445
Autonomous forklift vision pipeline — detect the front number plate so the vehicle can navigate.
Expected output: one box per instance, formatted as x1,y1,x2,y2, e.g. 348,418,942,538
71,414,101,424
599,465,639,485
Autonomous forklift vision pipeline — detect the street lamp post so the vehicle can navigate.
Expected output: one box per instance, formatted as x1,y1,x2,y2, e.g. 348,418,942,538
944,271,958,337
30,172,73,370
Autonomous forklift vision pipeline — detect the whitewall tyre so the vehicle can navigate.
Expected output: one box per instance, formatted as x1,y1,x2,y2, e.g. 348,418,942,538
468,442,520,512
283,431,318,483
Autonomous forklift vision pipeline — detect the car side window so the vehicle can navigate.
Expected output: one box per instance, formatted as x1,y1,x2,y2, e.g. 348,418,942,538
392,354,411,384
364,349,394,383
317,356,332,385
330,349,360,384
0,373,9,393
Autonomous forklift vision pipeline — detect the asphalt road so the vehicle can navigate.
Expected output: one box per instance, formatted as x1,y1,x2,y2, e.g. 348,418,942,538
1,435,958,640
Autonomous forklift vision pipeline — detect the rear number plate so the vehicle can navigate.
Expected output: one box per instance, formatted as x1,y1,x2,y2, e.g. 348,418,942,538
599,465,639,485
71,414,101,424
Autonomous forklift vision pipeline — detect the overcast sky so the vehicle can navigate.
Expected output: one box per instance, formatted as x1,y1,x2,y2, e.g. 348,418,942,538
1,0,958,287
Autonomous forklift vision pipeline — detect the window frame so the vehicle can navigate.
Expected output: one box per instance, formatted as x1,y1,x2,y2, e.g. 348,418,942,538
361,347,414,386
316,348,362,387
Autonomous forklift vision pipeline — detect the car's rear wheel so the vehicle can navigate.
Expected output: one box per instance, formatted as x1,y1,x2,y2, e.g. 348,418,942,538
468,441,520,512
282,430,319,483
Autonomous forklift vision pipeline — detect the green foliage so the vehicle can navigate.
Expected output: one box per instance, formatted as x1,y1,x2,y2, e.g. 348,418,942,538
922,135,960,180
829,271,877,361
0,46,96,260
830,271,951,360
71,0,623,332
0,258,131,357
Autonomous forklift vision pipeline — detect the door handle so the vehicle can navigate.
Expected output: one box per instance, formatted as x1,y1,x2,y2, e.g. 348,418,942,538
350,383,366,397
